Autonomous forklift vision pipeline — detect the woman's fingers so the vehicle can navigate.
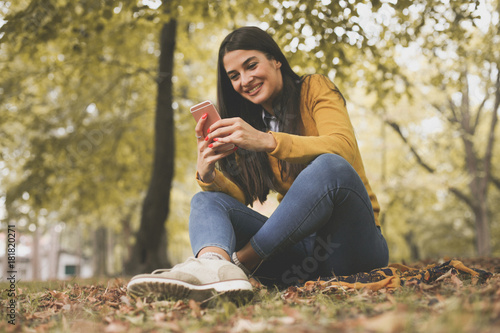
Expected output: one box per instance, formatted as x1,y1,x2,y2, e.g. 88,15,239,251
197,142,236,181
208,118,267,151
195,113,208,140
205,117,240,139
206,118,247,142
196,115,239,182
204,117,273,152
200,141,236,160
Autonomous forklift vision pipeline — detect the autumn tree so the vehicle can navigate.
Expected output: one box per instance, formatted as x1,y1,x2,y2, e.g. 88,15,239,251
124,15,176,274
373,0,500,256
0,1,160,276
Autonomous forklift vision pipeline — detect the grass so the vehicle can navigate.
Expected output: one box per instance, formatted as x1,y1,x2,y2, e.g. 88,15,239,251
1,258,499,332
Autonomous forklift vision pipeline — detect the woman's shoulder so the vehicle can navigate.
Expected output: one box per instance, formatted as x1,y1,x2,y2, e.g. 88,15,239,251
300,74,346,105
301,74,337,90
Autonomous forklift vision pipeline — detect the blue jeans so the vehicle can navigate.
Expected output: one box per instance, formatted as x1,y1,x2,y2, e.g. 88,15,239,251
189,154,389,286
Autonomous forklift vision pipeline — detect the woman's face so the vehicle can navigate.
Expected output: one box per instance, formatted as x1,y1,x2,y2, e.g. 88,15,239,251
223,49,283,113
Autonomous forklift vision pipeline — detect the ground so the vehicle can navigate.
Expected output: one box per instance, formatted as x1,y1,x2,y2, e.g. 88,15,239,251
1,258,499,333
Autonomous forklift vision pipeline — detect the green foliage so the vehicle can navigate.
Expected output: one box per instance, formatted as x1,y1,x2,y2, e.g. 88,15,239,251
1,1,158,223
376,0,499,257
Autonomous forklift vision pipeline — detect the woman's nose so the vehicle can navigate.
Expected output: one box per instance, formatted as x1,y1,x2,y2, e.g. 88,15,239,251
241,73,253,87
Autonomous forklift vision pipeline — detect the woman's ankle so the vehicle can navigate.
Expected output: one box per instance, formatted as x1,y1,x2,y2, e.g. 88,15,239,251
236,243,262,271
197,246,230,261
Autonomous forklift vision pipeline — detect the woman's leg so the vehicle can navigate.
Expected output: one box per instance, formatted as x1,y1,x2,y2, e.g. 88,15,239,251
189,191,268,258
189,191,311,286
128,192,262,301
250,154,389,284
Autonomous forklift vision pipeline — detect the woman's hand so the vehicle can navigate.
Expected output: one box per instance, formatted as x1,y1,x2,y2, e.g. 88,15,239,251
205,117,277,153
195,113,236,183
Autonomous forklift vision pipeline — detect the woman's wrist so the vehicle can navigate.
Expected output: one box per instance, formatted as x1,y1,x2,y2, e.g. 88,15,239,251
264,132,277,152
198,170,215,183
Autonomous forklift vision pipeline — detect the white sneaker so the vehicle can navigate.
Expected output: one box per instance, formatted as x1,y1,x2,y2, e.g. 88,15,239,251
127,257,253,302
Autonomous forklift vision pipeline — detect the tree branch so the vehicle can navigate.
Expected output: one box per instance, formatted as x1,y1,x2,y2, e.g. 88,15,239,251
384,119,436,173
432,102,458,125
472,65,492,131
449,186,477,211
461,69,474,135
384,118,480,212
447,97,459,124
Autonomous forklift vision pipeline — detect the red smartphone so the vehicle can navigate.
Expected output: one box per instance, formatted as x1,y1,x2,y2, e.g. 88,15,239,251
190,100,235,151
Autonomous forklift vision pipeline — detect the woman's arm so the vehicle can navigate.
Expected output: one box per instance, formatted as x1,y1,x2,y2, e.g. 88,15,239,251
195,112,246,204
196,168,247,204
268,75,358,164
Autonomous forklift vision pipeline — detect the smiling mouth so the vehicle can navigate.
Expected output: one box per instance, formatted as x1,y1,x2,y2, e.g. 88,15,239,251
248,83,263,94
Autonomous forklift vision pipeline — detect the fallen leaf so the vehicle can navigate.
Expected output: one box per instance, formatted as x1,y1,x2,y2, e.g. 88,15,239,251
120,295,131,306
104,322,128,333
153,312,166,322
135,298,144,310
281,286,299,303
125,314,144,325
271,316,295,325
361,311,405,333
282,305,301,320
50,290,70,303
230,319,268,333
386,293,396,304
33,310,56,320
173,300,188,310
436,268,453,282
189,299,202,318
451,274,463,288
87,296,98,303
107,301,120,308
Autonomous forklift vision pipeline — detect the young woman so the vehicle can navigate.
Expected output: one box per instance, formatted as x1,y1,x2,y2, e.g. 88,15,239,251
127,26,389,301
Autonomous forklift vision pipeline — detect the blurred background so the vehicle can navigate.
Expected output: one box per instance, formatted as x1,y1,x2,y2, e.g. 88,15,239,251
0,0,499,281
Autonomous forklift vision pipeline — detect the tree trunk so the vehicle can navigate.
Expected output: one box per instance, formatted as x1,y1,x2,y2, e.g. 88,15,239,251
76,225,83,277
49,225,60,279
32,226,40,280
384,67,499,257
125,19,176,275
94,226,108,277
403,230,420,262
475,197,491,256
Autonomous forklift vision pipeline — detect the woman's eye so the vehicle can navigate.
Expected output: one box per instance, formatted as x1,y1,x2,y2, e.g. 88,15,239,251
229,73,239,80
248,62,257,69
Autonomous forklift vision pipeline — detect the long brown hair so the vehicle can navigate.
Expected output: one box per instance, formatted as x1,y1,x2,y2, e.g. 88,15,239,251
216,27,305,205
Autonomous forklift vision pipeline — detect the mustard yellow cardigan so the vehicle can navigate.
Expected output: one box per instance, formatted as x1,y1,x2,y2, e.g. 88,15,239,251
196,74,381,226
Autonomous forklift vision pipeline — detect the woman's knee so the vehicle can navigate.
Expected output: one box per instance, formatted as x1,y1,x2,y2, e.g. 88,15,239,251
190,192,221,226
190,191,224,209
190,191,241,220
312,153,349,168
308,154,357,181
190,192,224,230
190,191,210,208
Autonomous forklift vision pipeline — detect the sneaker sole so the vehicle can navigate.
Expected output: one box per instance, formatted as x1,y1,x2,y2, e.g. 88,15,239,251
127,276,253,302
